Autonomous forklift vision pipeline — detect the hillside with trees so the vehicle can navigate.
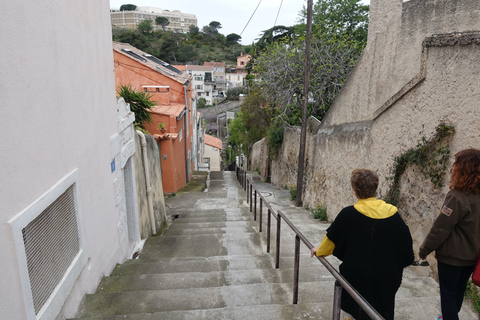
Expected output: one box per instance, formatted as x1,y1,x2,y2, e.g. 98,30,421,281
112,12,251,65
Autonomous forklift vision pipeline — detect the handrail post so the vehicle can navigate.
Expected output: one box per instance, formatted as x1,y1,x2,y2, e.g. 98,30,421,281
242,170,245,188
253,190,257,221
275,214,281,269
293,235,300,304
267,209,271,253
244,171,247,191
249,184,252,212
333,281,342,320
259,198,263,232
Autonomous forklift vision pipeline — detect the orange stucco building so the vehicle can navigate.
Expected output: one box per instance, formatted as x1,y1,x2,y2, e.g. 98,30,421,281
113,42,196,193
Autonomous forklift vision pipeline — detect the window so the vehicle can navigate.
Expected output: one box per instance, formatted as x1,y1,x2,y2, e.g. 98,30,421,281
204,158,210,163
143,54,183,75
121,48,147,63
206,92,209,96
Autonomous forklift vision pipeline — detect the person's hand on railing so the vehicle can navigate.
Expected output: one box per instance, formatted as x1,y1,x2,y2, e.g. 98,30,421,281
310,247,318,257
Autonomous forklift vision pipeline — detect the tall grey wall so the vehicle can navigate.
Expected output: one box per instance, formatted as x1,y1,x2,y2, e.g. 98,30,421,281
251,0,480,259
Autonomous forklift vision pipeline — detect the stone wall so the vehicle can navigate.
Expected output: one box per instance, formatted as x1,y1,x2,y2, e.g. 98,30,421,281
250,0,480,260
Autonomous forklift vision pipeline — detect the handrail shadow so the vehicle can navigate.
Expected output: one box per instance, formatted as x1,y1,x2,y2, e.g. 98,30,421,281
234,166,384,320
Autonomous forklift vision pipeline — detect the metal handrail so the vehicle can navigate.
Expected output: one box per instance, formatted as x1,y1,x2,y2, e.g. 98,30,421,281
234,166,384,320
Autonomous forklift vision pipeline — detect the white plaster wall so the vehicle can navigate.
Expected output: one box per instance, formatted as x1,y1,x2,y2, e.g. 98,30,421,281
0,1,123,319
204,145,222,171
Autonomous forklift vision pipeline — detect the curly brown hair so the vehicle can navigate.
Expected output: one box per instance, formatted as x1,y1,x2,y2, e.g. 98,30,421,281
351,169,379,199
450,148,480,194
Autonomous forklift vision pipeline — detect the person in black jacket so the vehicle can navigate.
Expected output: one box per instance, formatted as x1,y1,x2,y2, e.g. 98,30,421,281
419,148,480,320
311,168,414,320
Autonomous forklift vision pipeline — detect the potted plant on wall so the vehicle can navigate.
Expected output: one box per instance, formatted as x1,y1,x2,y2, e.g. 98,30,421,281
157,122,167,133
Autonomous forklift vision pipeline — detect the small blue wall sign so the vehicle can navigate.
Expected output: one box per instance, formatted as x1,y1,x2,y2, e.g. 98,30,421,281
111,160,116,173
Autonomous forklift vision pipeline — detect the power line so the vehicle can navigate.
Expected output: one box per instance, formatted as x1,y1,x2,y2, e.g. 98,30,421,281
273,0,284,27
240,0,263,37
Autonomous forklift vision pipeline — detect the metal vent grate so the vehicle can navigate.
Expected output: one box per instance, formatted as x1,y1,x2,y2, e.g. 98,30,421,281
22,185,80,315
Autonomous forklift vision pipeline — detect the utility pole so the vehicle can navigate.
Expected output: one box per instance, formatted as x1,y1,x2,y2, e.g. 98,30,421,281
295,0,313,207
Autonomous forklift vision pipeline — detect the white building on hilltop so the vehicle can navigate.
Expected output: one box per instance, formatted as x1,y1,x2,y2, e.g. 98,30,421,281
110,6,197,33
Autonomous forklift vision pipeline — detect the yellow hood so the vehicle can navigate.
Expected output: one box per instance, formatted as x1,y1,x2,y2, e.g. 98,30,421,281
354,198,397,219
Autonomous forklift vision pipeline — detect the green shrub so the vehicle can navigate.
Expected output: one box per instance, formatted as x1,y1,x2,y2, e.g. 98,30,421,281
289,185,297,201
226,87,246,100
311,201,328,222
465,280,480,315
197,97,207,108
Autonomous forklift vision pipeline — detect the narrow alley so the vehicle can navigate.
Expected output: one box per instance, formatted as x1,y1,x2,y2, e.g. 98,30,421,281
71,171,477,319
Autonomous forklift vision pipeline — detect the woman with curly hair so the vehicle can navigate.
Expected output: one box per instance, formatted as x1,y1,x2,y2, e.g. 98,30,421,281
419,148,480,320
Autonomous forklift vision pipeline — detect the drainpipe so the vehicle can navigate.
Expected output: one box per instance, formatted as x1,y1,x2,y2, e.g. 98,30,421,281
184,85,189,183
136,130,156,235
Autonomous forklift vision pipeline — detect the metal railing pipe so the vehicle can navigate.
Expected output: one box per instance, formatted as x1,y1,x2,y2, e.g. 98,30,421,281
267,208,271,253
333,281,342,320
254,190,257,221
293,235,301,304
275,215,281,269
259,198,263,232
249,184,252,212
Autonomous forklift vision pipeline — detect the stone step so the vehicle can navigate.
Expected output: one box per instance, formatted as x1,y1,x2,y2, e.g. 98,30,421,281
68,302,334,320
73,277,451,319
75,283,297,317
97,266,338,293
111,255,335,275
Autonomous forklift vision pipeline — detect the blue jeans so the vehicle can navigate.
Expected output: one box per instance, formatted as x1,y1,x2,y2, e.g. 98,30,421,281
437,260,475,320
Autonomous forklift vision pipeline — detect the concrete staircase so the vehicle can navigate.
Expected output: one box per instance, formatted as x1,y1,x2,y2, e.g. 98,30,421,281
70,171,477,320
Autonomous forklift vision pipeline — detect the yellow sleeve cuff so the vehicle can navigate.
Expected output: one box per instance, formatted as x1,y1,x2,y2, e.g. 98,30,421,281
316,235,335,257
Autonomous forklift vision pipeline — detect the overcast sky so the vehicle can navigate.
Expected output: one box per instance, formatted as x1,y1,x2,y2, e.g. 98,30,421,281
109,0,370,45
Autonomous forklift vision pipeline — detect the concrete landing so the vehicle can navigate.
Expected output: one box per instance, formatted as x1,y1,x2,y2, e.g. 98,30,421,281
70,171,477,320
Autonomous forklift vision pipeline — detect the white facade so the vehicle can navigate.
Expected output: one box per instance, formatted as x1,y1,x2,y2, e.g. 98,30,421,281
227,73,246,88
110,7,197,33
203,144,222,171
0,1,135,319
191,70,213,105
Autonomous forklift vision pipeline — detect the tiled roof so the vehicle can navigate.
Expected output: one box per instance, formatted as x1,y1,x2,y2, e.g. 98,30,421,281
204,61,226,67
186,65,212,71
204,134,222,150
112,42,191,85
150,103,186,117
173,65,186,71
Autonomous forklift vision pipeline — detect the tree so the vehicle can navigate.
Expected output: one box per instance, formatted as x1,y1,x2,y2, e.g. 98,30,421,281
117,85,156,130
302,0,369,45
226,33,242,46
228,88,271,155
137,19,153,34
120,4,137,11
189,25,199,35
155,16,170,32
209,21,222,32
255,25,297,52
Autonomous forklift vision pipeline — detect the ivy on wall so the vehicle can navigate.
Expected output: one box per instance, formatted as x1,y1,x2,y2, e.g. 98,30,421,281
385,122,455,206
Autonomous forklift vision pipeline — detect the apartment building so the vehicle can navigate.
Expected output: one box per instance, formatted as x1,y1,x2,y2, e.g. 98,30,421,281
183,62,226,105
110,6,197,33
226,53,251,87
